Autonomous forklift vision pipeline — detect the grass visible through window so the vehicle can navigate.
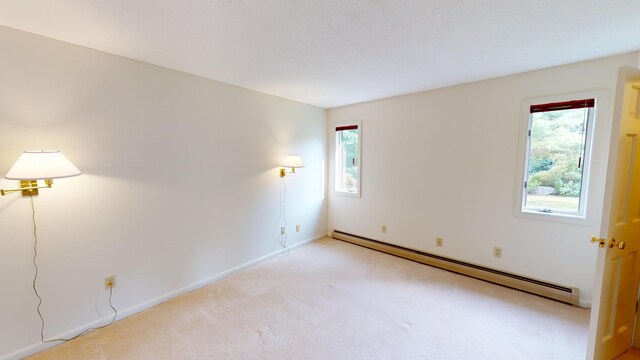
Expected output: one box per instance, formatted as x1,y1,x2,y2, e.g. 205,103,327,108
526,195,580,211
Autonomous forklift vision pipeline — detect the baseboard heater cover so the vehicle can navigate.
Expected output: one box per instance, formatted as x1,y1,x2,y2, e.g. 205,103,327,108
332,230,579,307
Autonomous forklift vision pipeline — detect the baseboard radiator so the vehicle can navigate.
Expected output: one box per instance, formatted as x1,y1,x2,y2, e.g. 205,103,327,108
332,230,579,307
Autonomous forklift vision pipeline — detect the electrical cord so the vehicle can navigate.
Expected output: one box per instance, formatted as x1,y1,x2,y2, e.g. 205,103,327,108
279,177,290,256
30,196,118,343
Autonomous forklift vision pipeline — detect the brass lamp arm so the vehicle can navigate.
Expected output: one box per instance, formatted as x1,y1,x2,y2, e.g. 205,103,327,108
280,167,298,177
0,179,53,196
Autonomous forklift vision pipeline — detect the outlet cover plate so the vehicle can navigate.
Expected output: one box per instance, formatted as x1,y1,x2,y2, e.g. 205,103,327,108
105,275,116,289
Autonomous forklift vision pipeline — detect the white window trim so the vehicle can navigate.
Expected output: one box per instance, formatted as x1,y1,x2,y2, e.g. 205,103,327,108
334,120,362,197
513,90,607,226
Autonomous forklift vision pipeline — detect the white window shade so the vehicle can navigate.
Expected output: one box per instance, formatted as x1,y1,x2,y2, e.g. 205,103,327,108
5,150,82,180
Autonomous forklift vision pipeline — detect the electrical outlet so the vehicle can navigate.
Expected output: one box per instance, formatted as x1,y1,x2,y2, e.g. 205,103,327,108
493,247,502,258
436,237,443,247
296,224,301,232
280,227,286,234
381,225,387,234
105,275,116,289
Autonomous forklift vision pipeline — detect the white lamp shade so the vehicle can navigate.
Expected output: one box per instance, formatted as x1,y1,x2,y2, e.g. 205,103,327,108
5,150,82,180
281,154,304,168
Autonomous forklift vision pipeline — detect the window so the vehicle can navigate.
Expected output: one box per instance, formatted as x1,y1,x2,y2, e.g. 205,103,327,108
335,121,361,195
522,99,595,217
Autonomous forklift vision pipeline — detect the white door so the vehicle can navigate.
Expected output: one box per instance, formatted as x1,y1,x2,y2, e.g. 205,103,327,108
587,66,640,359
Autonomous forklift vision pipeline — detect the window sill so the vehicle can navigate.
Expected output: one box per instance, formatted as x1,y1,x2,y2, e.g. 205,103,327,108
335,190,360,197
516,208,594,226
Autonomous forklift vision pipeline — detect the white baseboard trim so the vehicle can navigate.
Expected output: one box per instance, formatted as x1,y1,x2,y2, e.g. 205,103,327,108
1,233,326,360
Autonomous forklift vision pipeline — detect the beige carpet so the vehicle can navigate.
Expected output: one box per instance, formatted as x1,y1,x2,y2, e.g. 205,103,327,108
28,238,589,359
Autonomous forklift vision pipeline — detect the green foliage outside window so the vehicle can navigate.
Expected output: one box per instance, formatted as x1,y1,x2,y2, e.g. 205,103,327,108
336,127,359,193
526,108,588,199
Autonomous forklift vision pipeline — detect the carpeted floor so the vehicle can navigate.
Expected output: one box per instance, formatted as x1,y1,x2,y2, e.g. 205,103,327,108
28,238,589,359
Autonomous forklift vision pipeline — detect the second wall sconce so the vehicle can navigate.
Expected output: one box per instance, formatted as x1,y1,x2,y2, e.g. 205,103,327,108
1,150,82,196
280,154,304,177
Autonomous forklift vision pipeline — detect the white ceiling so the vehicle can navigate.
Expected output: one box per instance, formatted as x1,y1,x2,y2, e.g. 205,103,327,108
1,1,639,108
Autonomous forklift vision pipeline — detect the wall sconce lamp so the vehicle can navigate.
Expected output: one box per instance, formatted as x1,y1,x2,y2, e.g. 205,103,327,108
279,154,304,177
0,150,82,196
2,151,111,343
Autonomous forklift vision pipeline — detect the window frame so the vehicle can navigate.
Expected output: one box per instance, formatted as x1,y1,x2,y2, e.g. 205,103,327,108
334,120,362,197
515,92,602,225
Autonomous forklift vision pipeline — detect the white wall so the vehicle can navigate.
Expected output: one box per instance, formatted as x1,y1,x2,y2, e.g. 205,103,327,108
0,26,327,359
327,52,639,307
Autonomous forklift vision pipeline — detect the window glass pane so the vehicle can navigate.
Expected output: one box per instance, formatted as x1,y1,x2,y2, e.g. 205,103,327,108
336,128,359,193
525,107,589,213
